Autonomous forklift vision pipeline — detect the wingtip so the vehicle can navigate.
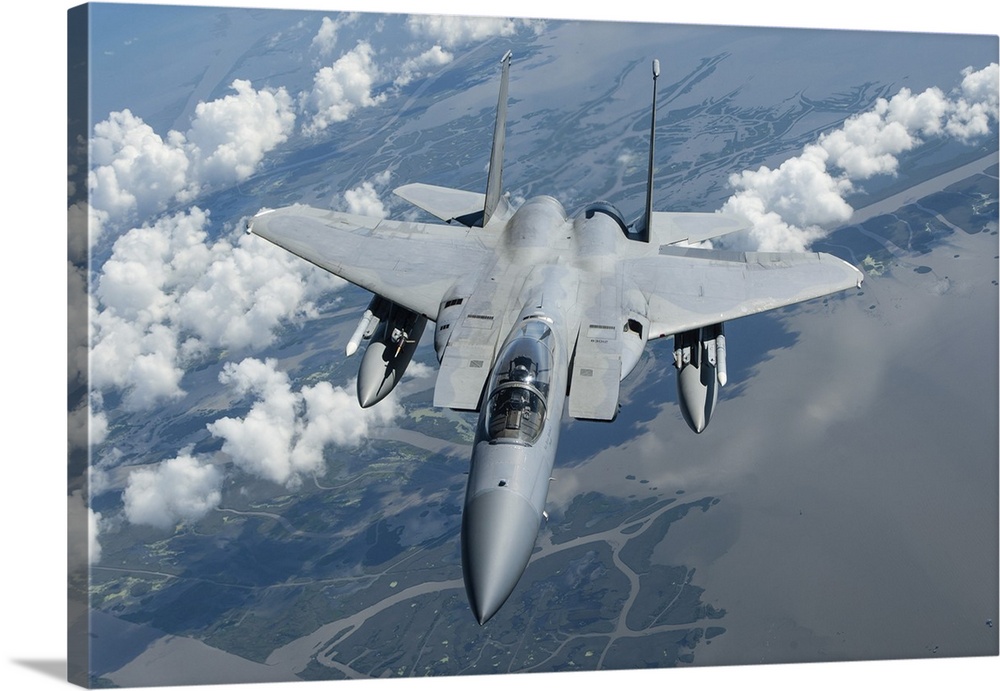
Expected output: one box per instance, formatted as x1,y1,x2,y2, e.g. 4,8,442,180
246,207,277,235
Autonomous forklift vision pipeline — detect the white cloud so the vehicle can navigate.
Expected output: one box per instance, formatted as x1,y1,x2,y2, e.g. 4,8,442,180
303,41,386,135
339,169,392,217
68,397,108,454
68,200,107,262
946,63,1000,139
291,381,389,470
182,79,296,194
722,144,853,252
173,230,338,351
958,62,999,106
89,109,190,222
69,491,102,569
311,16,340,56
207,358,298,484
405,15,545,49
89,80,295,228
89,508,104,563
721,63,998,252
68,261,89,388
819,109,919,179
91,312,186,408
310,13,360,58
208,357,400,487
90,208,342,408
342,182,386,217
394,45,454,87
123,453,223,529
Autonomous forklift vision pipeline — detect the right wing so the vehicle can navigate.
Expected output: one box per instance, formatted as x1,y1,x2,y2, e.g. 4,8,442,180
249,204,493,318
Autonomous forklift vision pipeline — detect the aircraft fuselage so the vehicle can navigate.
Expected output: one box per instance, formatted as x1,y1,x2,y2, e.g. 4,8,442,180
450,196,637,623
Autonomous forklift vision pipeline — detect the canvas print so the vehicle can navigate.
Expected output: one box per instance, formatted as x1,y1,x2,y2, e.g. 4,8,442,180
68,3,999,687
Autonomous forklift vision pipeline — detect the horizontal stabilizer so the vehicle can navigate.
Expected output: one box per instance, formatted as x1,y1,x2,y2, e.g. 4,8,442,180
394,183,486,227
650,211,750,246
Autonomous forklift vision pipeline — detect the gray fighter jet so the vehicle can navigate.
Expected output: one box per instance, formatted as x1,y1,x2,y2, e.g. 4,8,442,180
249,53,863,624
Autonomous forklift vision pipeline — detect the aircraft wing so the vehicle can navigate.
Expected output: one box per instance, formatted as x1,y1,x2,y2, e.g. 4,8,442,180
626,245,863,338
248,204,492,318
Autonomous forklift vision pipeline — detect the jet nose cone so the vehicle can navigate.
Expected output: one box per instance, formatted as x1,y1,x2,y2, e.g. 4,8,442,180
462,490,541,625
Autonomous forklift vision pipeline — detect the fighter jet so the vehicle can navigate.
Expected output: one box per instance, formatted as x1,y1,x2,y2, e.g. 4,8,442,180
248,52,863,624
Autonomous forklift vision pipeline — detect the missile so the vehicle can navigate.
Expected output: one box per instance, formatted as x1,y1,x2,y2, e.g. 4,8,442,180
346,309,376,356
346,296,388,356
716,332,727,387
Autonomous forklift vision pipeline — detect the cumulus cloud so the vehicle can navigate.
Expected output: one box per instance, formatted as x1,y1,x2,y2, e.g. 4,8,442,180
405,15,544,49
89,80,295,228
394,45,454,87
69,491,102,568
311,16,341,56
89,109,190,222
89,508,104,563
69,200,109,260
68,261,90,388
721,63,998,252
123,453,223,529
183,79,296,191
947,62,1000,138
310,13,361,58
208,357,400,487
339,169,392,217
68,397,108,454
90,208,342,408
722,144,853,252
303,41,386,135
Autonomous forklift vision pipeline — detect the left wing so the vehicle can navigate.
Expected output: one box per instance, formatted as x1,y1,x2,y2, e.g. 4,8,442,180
626,245,863,338
249,205,493,318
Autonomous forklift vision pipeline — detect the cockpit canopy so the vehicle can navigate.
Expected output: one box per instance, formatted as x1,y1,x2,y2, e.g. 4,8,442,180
483,321,554,445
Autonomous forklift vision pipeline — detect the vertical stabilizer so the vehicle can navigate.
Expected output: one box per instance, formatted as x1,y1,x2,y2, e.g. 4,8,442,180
483,51,512,227
635,58,660,242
